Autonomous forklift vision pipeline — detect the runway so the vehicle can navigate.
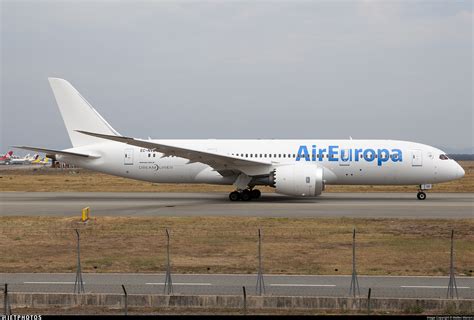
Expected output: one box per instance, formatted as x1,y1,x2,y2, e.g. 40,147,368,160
0,192,472,218
1,273,473,299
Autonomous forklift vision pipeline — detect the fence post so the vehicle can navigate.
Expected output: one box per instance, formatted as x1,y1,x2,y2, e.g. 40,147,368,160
447,229,458,299
367,287,372,315
256,229,265,296
348,228,360,298
122,284,128,316
242,286,247,315
73,229,85,294
164,229,173,295
4,283,11,316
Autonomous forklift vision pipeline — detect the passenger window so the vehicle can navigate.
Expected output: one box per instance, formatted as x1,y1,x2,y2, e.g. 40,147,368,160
306,177,310,183
148,154,151,158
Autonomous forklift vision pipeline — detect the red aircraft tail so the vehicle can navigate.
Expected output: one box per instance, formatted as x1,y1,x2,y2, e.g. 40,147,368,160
0,151,13,160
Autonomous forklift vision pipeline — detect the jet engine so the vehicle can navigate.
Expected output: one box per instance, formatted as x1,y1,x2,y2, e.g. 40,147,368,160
269,164,324,197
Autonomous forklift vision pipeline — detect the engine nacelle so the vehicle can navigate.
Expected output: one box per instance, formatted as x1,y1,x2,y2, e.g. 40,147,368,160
270,164,324,197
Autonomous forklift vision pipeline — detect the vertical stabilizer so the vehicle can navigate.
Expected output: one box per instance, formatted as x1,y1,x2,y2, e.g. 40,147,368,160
48,78,120,147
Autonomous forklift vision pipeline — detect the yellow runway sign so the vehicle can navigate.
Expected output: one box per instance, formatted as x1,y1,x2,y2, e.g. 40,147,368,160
81,207,90,222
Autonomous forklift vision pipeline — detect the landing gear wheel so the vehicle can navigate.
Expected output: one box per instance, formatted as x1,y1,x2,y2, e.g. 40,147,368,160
241,190,252,201
417,191,426,200
251,189,261,199
229,191,241,201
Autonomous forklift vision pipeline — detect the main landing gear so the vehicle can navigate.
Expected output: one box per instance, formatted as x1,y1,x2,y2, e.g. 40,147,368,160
229,189,262,201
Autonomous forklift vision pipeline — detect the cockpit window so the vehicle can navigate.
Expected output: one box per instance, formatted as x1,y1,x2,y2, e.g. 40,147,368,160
439,154,449,160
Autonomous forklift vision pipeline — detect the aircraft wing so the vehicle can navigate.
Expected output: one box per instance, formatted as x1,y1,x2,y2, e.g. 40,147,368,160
77,131,273,176
12,146,99,158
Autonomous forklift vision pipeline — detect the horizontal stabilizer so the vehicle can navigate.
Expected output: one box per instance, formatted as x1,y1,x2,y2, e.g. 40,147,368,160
11,146,99,158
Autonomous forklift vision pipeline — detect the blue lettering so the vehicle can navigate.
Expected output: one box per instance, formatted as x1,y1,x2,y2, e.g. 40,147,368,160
341,149,352,162
391,149,403,162
317,148,326,161
296,145,310,161
294,145,403,166
328,145,339,161
363,149,376,162
312,145,317,161
377,149,390,166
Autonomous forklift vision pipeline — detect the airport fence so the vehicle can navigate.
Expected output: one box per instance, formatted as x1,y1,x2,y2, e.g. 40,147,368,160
1,216,474,314
0,217,473,275
0,217,473,298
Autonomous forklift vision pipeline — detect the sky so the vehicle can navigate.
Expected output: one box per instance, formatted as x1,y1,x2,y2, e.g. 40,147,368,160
1,1,473,153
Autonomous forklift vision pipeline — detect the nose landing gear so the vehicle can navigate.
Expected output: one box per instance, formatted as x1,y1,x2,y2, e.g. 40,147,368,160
228,188,262,201
417,191,426,200
416,184,432,200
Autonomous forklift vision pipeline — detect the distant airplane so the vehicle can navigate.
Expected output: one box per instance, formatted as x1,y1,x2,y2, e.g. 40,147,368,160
0,151,13,164
7,153,39,165
15,78,465,201
32,156,52,165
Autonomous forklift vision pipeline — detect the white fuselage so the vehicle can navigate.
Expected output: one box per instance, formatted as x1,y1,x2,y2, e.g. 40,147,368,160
59,139,464,186
17,78,465,200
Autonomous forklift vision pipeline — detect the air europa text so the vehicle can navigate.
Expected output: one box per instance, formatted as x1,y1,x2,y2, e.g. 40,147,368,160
296,145,403,166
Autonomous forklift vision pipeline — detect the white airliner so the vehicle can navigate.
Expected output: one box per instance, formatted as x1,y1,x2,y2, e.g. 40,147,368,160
7,153,39,165
15,78,464,201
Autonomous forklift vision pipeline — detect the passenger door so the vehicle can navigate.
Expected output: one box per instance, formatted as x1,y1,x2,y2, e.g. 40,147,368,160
411,149,422,167
124,148,134,165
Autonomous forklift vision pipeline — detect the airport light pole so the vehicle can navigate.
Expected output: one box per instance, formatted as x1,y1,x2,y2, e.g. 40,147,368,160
164,228,173,295
447,229,458,299
348,228,360,298
73,229,85,294
256,228,265,296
